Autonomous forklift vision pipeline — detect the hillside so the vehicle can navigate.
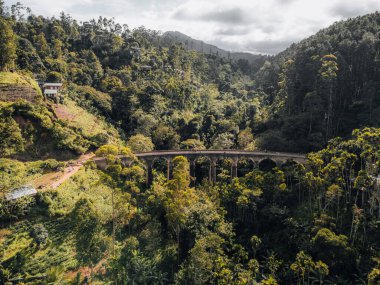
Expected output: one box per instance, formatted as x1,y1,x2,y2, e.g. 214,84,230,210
0,97,120,160
162,31,268,75
0,2,380,285
0,74,121,161
0,72,42,102
254,12,380,152
0,7,268,153
0,72,41,94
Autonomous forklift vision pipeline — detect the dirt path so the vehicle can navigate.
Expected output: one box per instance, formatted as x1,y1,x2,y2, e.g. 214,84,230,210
52,104,76,121
33,152,95,190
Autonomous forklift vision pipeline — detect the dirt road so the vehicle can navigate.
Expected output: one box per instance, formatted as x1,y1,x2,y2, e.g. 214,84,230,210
32,152,95,190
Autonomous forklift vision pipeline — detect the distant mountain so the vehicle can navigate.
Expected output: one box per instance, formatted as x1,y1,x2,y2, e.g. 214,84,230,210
162,31,266,63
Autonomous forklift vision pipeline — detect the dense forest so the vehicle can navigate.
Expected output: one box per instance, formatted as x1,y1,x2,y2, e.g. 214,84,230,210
0,1,380,284
256,12,380,151
0,1,269,158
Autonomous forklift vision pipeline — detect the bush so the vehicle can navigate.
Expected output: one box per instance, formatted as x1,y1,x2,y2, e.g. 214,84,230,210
0,196,35,221
127,134,154,153
46,71,63,83
30,224,49,246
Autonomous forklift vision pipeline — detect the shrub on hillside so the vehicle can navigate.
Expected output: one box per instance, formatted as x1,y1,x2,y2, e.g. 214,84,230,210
30,223,49,246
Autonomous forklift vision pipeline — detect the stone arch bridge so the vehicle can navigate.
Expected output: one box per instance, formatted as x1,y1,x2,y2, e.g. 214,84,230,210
93,150,307,186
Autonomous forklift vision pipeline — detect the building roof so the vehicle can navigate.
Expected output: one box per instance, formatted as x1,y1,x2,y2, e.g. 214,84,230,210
140,65,152,70
5,185,37,201
43,83,63,87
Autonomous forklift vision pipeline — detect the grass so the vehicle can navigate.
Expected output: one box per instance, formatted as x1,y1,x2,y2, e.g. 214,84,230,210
0,218,77,277
0,71,42,96
2,234,33,261
23,218,77,276
0,229,12,248
53,98,120,143
54,167,114,221
0,163,119,283
0,158,64,193
1,158,115,215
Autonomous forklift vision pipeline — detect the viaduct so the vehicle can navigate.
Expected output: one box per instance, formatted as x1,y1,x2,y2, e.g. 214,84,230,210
93,150,307,186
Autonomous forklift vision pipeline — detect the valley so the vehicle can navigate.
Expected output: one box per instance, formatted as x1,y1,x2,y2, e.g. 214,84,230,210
0,2,379,284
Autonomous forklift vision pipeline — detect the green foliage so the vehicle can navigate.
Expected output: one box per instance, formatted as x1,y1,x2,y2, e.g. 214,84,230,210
71,198,105,270
171,156,191,191
1,3,380,284
95,144,118,157
260,276,278,285
212,132,235,149
30,223,49,246
68,84,112,115
312,228,354,272
368,258,380,285
180,138,206,150
127,134,154,153
152,125,180,150
257,13,380,151
0,116,24,156
2,127,380,284
290,251,328,285
0,17,16,71
250,235,261,258
238,128,254,150
0,101,95,156
0,71,42,95
45,71,62,82
110,241,167,284
1,2,271,153
1,195,35,221
319,54,338,79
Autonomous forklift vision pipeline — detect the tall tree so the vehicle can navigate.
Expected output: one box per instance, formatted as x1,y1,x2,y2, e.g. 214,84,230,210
319,54,338,141
0,17,16,71
71,198,104,282
0,0,5,16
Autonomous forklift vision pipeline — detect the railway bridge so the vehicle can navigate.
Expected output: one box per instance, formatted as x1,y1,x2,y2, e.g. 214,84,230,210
93,150,307,185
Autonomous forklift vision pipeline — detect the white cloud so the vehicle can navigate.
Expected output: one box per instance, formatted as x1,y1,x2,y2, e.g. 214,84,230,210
4,0,380,54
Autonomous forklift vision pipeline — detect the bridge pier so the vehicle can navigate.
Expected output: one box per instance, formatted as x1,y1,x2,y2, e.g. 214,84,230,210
166,158,172,180
230,158,238,181
121,157,134,168
190,159,196,187
144,159,154,187
210,158,217,184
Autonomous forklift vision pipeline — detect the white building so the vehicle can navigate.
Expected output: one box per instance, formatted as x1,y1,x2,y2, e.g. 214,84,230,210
43,82,63,98
5,185,37,201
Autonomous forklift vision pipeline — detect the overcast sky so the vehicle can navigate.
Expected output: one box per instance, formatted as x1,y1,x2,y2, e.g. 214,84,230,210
4,0,380,54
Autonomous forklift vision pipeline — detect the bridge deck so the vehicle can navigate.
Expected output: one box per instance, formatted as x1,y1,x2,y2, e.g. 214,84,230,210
132,149,306,160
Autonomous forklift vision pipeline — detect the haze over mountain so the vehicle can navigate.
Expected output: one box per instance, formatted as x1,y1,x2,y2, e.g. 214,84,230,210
162,31,267,62
4,0,380,54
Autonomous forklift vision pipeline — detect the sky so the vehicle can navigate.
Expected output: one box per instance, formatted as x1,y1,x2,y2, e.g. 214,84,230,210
4,0,380,54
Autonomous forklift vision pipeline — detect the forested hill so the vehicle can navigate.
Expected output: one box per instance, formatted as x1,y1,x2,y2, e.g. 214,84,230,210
1,2,380,285
255,12,380,152
162,31,267,65
1,3,380,157
0,2,270,158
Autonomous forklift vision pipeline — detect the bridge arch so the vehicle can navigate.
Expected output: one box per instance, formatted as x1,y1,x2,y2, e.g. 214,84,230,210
191,156,211,185
258,158,278,171
281,159,302,168
237,158,256,177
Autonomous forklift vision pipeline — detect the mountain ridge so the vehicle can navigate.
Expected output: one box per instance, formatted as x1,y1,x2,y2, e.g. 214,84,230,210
162,30,267,63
